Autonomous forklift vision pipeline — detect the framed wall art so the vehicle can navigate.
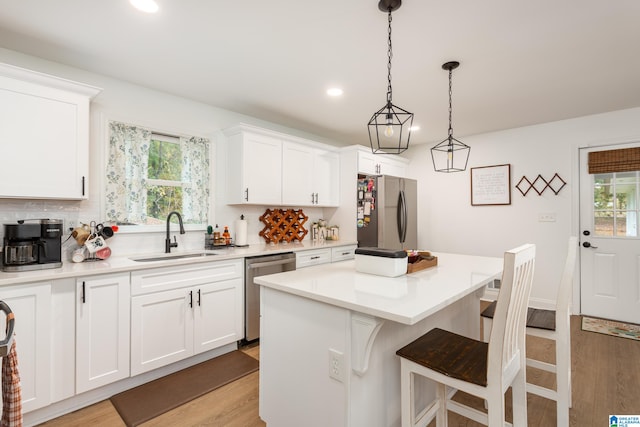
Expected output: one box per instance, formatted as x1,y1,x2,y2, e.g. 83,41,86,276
471,164,511,206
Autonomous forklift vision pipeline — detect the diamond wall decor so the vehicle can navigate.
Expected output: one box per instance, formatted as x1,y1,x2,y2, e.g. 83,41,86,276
516,173,566,196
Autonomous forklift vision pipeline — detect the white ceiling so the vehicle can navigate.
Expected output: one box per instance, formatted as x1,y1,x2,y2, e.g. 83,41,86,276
1,0,639,147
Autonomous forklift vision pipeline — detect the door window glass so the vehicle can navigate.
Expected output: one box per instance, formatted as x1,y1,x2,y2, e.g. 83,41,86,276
593,171,639,237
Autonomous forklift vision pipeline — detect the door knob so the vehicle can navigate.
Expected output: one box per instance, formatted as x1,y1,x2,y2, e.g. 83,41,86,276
582,241,598,249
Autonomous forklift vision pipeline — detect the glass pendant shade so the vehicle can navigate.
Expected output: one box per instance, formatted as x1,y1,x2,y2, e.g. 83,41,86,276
431,136,470,172
368,102,413,154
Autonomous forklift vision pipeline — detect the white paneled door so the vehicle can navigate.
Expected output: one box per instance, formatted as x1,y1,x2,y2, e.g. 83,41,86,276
579,144,640,323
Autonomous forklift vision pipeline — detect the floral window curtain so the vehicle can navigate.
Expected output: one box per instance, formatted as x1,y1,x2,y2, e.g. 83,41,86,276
181,136,210,224
106,121,151,223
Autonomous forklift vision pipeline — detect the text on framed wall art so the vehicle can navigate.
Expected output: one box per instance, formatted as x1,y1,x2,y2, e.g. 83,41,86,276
471,164,511,206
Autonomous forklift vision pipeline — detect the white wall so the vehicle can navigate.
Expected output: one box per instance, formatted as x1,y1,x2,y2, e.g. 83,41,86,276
0,47,333,259
3,46,640,307
406,107,640,304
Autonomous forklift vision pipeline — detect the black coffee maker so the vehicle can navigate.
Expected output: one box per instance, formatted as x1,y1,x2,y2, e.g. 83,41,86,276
2,219,63,272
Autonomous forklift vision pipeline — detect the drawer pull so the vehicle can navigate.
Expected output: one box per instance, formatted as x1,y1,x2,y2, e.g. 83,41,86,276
310,256,320,260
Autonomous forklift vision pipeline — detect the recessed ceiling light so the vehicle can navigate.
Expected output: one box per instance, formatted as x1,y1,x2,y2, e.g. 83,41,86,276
327,88,344,97
130,0,159,13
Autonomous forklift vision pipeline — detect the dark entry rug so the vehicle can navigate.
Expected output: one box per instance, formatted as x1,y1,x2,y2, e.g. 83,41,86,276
110,350,259,426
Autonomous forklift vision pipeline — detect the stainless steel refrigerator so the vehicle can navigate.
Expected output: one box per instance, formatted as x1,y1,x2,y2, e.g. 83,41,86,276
357,175,417,250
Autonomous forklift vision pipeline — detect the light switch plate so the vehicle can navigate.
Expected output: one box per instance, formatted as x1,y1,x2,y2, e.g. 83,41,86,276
538,213,556,222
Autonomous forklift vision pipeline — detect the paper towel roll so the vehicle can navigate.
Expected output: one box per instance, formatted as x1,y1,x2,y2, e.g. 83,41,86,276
234,218,248,246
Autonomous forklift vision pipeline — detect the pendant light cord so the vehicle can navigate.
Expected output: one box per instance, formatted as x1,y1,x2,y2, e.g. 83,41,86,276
386,9,393,105
448,67,453,138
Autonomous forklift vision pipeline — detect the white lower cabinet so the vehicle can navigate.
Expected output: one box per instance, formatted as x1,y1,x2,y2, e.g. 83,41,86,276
0,282,51,412
131,287,194,374
76,273,130,393
297,245,357,269
331,245,357,262
194,279,243,353
130,259,243,376
296,248,331,269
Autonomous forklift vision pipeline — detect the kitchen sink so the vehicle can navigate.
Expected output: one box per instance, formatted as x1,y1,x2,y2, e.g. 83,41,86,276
130,252,218,262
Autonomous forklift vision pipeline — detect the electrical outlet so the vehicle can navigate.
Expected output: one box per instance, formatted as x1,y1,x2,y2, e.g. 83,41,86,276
328,349,345,382
66,219,78,232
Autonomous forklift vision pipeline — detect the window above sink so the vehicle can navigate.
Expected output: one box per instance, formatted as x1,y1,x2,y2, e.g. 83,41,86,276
105,121,211,233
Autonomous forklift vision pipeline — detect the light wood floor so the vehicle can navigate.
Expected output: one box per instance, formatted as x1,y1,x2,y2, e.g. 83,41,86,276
37,345,265,427
38,316,640,427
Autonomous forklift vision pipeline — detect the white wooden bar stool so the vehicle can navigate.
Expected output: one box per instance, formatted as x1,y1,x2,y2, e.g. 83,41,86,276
481,236,577,427
396,244,536,427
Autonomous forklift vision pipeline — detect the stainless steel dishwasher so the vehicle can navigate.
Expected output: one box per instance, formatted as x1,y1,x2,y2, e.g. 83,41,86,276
244,252,296,343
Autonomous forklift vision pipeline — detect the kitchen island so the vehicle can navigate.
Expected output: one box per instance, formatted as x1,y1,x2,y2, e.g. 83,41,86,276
256,252,503,427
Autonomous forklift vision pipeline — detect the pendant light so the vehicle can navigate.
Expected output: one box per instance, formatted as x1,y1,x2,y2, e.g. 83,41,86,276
367,0,414,155
431,61,470,172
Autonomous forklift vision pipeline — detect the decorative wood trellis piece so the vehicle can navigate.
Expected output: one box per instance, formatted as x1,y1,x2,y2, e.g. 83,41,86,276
516,173,567,196
259,208,309,243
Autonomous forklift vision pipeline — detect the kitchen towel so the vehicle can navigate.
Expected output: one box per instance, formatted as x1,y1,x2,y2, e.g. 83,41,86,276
1,336,22,427
234,217,248,246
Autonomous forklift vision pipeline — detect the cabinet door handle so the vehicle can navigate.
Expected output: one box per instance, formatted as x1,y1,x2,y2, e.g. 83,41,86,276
197,289,201,306
244,188,249,202
82,281,86,303
315,193,318,204
189,290,193,308
311,193,315,204
82,176,86,196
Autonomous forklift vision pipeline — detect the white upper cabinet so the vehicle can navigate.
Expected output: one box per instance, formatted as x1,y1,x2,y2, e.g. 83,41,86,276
225,124,340,206
313,147,340,206
356,146,408,177
0,63,101,199
357,150,379,175
225,126,283,205
282,140,339,207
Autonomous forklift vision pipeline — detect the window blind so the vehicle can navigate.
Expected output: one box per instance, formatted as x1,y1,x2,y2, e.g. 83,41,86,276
588,147,640,174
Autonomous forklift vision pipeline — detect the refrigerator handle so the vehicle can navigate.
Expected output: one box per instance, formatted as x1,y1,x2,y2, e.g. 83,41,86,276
397,190,408,243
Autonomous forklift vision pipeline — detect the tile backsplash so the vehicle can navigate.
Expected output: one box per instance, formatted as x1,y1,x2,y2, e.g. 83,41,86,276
0,198,97,261
0,199,329,262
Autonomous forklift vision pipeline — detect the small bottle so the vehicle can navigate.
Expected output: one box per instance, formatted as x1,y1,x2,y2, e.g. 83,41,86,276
223,226,231,245
213,224,221,245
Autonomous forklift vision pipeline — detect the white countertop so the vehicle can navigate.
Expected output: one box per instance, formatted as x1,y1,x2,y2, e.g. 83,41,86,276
255,252,503,325
0,240,357,287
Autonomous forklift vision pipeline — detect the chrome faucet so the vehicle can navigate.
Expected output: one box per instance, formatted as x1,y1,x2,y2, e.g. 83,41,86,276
165,211,186,253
